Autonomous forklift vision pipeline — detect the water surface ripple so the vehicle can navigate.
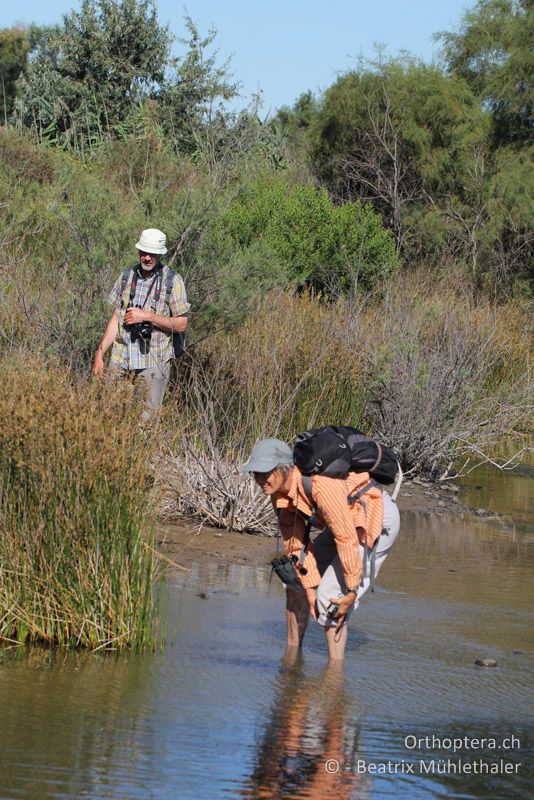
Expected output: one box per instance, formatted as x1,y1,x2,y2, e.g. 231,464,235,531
0,492,532,799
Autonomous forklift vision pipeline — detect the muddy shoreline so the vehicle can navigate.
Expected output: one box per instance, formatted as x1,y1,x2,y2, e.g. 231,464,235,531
158,479,493,570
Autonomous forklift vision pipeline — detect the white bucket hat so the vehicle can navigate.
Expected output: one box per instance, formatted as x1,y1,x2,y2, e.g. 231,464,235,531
135,228,168,255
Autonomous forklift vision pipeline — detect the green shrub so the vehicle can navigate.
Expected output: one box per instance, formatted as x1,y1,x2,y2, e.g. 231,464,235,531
206,177,399,295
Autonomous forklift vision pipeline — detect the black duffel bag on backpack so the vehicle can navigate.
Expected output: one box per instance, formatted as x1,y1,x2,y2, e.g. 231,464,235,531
293,425,398,484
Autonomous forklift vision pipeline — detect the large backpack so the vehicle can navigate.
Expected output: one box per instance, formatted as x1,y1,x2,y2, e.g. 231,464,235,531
120,265,185,358
293,425,398,484
291,426,402,584
293,425,402,592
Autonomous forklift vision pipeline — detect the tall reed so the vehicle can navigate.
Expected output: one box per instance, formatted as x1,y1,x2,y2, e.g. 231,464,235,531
0,359,159,650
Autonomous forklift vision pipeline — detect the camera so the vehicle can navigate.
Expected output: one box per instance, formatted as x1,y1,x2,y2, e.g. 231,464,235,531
326,602,339,620
270,556,304,590
125,304,153,354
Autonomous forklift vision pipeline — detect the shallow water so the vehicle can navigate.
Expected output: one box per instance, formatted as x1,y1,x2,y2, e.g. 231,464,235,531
0,468,532,799
460,444,534,539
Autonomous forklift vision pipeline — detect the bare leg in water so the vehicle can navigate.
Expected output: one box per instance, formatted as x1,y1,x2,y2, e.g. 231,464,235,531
286,584,348,658
325,624,348,660
285,587,309,647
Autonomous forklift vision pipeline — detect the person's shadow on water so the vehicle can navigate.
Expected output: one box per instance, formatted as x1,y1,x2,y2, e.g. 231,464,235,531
239,649,367,799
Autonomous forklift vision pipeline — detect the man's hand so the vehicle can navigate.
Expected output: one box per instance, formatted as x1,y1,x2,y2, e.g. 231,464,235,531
305,587,318,621
124,307,188,334
92,351,105,380
329,590,357,632
124,307,153,326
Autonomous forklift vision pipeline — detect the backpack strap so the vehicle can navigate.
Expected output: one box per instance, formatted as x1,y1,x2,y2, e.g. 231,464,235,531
347,478,379,590
300,474,313,505
165,267,175,304
120,267,134,308
362,539,379,593
369,442,383,473
391,461,403,502
296,475,316,568
300,475,317,529
347,478,379,506
164,267,186,359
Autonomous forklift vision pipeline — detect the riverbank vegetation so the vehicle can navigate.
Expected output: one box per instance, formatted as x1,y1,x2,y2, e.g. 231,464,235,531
0,360,160,649
0,0,532,632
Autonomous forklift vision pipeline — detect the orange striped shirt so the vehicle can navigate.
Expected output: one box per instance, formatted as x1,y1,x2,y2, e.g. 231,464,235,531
272,467,384,589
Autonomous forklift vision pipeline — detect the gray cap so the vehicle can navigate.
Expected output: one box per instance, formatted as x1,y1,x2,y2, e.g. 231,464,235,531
240,438,293,473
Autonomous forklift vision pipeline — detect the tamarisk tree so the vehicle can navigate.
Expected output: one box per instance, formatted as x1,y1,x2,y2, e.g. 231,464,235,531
14,0,171,149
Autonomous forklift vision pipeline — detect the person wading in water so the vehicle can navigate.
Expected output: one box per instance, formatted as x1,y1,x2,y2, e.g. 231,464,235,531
241,438,400,660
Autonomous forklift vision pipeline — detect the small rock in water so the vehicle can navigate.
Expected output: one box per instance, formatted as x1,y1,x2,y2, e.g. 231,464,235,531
196,592,208,599
475,508,486,516
214,533,223,538
475,658,498,667
443,484,460,493
513,650,524,656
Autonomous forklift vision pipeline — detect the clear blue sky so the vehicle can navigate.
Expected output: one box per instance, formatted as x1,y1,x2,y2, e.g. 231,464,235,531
3,0,472,114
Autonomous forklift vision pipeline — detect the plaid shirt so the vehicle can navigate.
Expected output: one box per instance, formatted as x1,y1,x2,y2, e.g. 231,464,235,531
107,264,190,370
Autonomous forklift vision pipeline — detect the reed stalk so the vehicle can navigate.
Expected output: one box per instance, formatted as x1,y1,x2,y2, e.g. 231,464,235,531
0,358,159,650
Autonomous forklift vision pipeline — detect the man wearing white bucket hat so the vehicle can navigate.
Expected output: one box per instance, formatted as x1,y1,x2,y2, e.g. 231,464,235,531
92,228,190,420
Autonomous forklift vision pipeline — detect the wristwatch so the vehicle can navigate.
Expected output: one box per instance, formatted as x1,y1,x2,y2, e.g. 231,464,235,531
345,588,358,596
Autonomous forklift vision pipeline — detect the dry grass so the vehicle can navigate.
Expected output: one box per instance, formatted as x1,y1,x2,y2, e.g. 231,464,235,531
159,277,532,530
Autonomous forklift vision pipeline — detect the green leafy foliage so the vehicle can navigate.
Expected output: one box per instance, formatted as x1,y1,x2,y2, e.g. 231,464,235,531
14,0,171,150
0,127,144,369
208,177,399,296
308,59,490,258
438,0,534,145
0,28,30,120
159,13,239,153
12,4,240,160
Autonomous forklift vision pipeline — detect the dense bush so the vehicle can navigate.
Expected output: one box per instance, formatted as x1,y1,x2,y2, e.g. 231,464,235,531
0,128,145,369
207,177,399,295
166,277,532,477
306,60,490,262
439,0,533,146
1,0,531,293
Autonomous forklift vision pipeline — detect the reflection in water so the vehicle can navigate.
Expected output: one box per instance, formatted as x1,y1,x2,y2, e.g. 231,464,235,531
239,651,365,800
460,443,534,537
0,464,532,800
0,647,154,799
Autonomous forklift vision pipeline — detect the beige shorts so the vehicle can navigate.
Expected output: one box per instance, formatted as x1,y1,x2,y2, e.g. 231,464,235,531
314,490,401,627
